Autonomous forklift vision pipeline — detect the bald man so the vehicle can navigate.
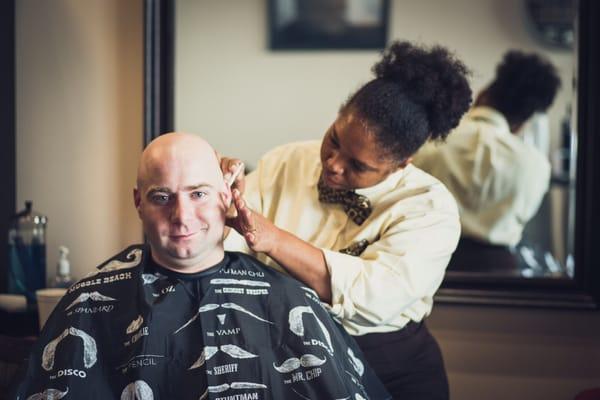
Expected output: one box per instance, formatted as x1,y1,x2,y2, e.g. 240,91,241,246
14,133,390,399
134,133,231,273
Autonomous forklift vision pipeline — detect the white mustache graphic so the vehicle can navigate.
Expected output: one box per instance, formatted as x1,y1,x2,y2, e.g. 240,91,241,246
87,248,142,277
289,306,333,354
300,286,319,298
42,327,97,371
189,344,258,370
142,273,161,285
209,278,271,287
199,388,208,400
126,315,144,334
345,370,365,392
208,382,267,393
347,348,364,376
174,302,273,334
26,387,69,400
221,344,259,359
120,380,154,400
65,291,117,310
273,354,327,373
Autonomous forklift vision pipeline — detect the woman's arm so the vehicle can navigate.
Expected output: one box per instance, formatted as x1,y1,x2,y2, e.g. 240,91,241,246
229,188,461,330
228,189,332,303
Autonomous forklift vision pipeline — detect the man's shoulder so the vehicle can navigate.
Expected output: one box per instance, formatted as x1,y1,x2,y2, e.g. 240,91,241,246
91,244,147,276
67,244,146,294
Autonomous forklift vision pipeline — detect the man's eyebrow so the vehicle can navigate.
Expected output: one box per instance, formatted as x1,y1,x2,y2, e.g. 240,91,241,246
184,183,214,191
146,186,172,195
146,183,215,194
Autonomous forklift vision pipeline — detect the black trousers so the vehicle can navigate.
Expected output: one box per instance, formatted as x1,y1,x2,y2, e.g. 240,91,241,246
353,322,449,400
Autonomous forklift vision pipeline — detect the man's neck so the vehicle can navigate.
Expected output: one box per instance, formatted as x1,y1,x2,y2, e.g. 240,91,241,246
150,248,225,274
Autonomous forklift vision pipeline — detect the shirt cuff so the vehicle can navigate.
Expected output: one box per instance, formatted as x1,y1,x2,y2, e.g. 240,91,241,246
322,248,364,321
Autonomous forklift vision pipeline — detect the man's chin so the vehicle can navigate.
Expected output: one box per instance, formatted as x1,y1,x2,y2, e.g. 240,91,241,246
166,246,198,260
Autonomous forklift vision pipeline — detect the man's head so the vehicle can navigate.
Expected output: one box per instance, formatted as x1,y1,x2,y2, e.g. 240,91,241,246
476,50,561,132
134,132,231,272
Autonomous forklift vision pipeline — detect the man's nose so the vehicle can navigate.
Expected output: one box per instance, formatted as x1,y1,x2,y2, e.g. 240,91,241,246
170,195,193,224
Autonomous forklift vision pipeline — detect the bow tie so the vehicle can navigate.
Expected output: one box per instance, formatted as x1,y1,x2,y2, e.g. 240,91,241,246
317,177,372,225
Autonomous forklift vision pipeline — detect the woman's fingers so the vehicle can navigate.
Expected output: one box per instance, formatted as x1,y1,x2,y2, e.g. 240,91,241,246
220,157,246,193
231,189,253,233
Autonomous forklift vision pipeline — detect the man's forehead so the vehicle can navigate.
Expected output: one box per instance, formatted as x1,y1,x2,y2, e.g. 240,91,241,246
140,155,222,190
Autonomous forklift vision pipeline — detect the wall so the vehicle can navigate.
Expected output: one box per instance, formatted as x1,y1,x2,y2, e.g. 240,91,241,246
175,0,572,169
429,305,600,399
16,0,143,280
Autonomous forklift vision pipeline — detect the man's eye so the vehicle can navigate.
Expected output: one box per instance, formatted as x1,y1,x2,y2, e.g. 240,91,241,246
191,191,207,199
151,194,170,204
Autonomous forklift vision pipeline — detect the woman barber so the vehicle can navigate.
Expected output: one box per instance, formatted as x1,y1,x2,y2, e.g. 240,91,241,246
222,41,472,399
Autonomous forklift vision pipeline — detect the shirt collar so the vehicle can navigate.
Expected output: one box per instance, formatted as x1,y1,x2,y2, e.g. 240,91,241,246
468,106,511,133
355,164,412,199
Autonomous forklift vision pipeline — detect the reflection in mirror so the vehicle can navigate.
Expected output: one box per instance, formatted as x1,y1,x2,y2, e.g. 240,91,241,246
173,0,576,281
413,49,574,280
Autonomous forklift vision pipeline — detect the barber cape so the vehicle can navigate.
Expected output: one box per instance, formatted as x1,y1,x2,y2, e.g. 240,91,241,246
15,245,390,400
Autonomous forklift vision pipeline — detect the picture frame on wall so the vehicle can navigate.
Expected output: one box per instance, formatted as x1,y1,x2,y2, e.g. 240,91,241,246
268,0,390,50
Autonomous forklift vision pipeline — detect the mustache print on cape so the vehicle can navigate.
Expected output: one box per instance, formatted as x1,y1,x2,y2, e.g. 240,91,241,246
210,278,271,287
26,387,68,400
189,344,259,370
273,354,327,373
289,306,333,354
126,315,144,334
120,380,154,400
42,327,97,371
65,291,117,310
86,248,142,277
174,302,273,334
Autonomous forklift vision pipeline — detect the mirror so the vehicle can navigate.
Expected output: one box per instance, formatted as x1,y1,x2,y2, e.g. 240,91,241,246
145,0,600,308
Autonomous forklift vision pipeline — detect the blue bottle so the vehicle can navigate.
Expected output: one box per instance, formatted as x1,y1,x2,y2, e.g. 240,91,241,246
8,201,47,303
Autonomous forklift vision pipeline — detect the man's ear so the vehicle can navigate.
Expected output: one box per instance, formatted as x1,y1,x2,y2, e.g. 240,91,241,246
133,188,142,215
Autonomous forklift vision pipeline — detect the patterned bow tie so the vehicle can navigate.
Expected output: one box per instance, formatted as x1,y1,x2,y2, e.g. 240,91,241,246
317,177,372,225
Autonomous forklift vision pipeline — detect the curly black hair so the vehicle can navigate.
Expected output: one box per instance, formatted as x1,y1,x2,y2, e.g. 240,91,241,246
485,50,561,127
341,41,472,162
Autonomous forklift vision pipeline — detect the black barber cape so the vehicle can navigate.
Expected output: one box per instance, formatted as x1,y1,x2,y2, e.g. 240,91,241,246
15,245,391,400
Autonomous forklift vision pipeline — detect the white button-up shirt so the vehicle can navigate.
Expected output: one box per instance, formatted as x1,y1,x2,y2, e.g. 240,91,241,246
413,106,551,247
225,141,460,336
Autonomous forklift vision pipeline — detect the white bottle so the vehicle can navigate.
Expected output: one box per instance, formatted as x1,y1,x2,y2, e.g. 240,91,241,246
52,246,73,288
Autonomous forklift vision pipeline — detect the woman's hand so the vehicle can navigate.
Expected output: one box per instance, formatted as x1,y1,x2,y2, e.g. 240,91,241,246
226,189,280,254
220,157,246,195
225,189,332,303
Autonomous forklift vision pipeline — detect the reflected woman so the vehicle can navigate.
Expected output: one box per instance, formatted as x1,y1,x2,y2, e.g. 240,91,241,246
413,50,561,275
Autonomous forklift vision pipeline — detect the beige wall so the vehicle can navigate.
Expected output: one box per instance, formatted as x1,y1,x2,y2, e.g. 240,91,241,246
175,0,572,169
15,1,600,399
16,0,143,280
